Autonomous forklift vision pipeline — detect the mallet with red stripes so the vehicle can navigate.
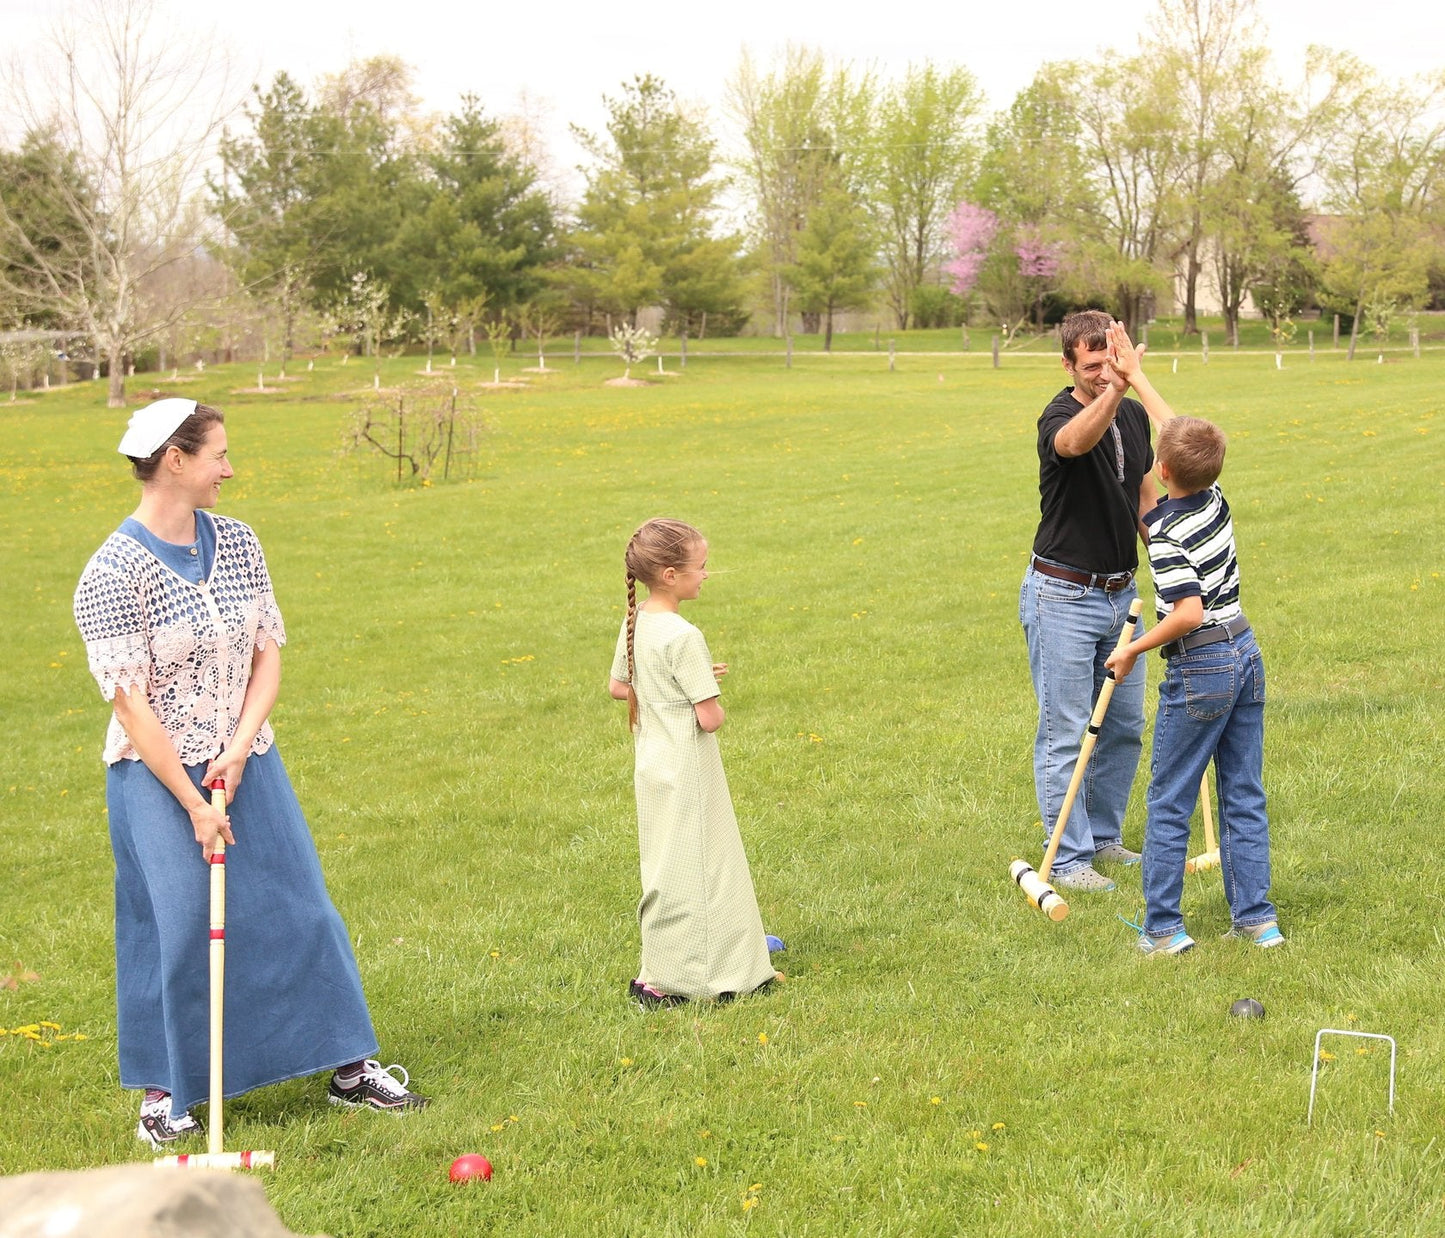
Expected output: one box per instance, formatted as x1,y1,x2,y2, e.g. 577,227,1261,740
155,780,275,1171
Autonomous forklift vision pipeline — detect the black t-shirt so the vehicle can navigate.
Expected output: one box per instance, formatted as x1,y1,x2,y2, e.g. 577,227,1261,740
1031,387,1154,574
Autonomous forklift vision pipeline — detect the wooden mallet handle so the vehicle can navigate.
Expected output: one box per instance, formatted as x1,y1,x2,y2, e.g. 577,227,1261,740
208,780,226,1157
1039,599,1144,883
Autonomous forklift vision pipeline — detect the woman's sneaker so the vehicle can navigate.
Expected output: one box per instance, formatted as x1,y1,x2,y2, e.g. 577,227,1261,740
328,1060,429,1111
1225,921,1285,948
1138,930,1196,956
137,1091,202,1149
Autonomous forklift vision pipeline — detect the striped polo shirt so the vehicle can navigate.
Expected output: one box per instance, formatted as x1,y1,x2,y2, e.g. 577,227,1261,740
1143,483,1242,627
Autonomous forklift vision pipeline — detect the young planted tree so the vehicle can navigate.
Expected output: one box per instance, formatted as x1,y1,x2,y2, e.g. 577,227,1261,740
609,322,657,379
0,0,236,406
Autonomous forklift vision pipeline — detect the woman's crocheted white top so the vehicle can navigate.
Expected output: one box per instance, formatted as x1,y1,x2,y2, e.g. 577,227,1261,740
74,515,287,766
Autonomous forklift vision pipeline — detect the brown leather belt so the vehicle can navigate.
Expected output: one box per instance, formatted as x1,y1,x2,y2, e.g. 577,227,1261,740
1159,613,1251,660
1030,557,1134,592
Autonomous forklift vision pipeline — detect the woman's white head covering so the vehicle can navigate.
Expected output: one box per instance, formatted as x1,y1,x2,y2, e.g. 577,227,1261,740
117,398,199,458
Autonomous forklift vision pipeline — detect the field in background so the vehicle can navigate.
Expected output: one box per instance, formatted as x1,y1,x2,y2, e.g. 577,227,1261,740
2,347,1442,1235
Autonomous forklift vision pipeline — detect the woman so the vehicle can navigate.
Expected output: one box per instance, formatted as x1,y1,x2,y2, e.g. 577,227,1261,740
74,398,426,1148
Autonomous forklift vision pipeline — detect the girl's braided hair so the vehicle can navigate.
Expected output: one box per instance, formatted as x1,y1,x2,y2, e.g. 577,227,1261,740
622,518,705,732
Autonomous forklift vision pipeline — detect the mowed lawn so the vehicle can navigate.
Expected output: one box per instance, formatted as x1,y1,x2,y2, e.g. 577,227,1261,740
2,345,1442,1236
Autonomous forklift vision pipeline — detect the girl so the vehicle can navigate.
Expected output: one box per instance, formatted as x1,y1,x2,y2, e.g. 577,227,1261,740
74,398,426,1147
608,519,778,1007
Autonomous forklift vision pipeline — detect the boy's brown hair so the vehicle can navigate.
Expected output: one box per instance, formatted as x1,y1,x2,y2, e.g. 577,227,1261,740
1157,416,1227,493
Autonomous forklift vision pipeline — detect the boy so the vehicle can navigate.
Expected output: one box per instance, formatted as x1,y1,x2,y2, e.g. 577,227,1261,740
1103,322,1282,955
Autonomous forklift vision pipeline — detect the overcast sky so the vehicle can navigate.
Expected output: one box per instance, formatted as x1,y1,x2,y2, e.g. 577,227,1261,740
4,0,1442,193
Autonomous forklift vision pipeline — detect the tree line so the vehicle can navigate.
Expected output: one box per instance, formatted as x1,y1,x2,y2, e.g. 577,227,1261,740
3,0,1444,405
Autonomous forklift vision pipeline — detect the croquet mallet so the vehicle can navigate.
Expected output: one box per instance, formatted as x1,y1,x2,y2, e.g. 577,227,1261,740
1186,767,1221,872
155,780,275,1171
1010,598,1144,922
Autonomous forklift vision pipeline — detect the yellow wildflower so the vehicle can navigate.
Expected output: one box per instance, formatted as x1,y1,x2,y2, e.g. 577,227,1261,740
742,1198,757,1211
992,1122,1006,1131
757,1032,768,1046
929,1096,941,1106
854,1101,868,1108
695,1156,708,1168
1318,1050,1335,1062
975,1142,989,1152
620,1058,634,1067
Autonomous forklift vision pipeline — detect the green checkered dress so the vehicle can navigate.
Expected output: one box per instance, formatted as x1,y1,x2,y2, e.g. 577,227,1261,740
612,610,774,1000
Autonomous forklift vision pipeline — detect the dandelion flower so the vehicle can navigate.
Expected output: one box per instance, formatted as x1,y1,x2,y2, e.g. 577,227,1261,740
854,1101,868,1109
620,1058,634,1067
757,1032,768,1046
968,1129,982,1139
929,1097,941,1106
749,1184,762,1193
742,1198,757,1211
695,1156,708,1168
491,1123,504,1132
1375,1130,1387,1138
992,1122,1006,1131
1318,1050,1336,1062
975,1142,989,1152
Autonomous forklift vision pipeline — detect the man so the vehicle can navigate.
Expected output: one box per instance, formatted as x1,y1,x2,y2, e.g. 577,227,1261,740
1020,309,1157,891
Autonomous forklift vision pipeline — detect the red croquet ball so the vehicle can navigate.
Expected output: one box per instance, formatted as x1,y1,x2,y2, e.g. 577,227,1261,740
449,1153,493,1183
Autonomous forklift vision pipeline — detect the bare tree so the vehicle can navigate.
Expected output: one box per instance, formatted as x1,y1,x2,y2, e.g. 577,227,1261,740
0,0,235,406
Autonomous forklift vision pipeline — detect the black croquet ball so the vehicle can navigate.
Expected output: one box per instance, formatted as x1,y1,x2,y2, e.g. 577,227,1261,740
1230,997,1265,1019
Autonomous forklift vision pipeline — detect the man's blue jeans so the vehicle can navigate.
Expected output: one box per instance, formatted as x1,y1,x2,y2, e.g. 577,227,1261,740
1020,563,1145,874
1142,628,1275,936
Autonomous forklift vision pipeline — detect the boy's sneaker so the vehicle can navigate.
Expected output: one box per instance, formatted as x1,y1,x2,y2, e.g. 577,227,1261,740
137,1092,202,1149
1138,930,1196,956
328,1060,429,1112
1095,842,1142,866
1052,864,1116,892
1225,921,1286,948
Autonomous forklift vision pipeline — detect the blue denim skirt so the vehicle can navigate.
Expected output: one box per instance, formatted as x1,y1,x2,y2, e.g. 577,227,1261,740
106,746,377,1113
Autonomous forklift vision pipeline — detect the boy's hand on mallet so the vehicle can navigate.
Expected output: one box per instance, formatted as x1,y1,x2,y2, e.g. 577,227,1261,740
1105,647,1138,683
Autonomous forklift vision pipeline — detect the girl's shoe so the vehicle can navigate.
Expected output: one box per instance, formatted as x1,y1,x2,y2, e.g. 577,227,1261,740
629,978,685,1009
1225,921,1285,948
137,1092,202,1149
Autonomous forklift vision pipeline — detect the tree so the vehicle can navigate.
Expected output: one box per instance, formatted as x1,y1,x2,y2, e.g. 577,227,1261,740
215,73,338,365
569,75,744,333
785,182,879,350
1317,69,1445,358
1144,0,1265,334
870,64,984,329
392,95,558,317
0,0,235,406
1052,56,1186,327
727,47,875,336
943,202,998,300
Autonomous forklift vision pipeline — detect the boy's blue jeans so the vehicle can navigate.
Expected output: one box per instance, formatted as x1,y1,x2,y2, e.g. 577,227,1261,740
1020,563,1145,874
1142,628,1276,936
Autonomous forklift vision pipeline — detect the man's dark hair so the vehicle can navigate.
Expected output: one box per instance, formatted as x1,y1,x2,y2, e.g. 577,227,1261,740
1060,310,1113,364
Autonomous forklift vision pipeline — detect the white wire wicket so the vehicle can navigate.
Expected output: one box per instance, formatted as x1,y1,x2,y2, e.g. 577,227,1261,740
1307,1029,1397,1126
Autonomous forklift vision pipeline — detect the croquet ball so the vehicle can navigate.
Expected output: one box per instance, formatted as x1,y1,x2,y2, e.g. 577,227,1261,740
449,1154,493,1183
1229,998,1265,1020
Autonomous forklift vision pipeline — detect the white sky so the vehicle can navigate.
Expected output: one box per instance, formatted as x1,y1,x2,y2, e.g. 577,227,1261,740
4,0,1442,198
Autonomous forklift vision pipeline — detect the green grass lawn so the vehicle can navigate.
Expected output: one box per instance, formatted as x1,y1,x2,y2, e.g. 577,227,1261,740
2,348,1442,1236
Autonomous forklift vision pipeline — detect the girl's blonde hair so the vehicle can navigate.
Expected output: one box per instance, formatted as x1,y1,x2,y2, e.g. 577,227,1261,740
622,518,705,731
